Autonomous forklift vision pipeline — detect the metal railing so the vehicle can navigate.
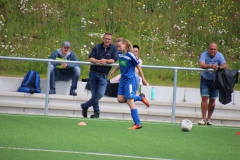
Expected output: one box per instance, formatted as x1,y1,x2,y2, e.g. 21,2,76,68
0,56,239,122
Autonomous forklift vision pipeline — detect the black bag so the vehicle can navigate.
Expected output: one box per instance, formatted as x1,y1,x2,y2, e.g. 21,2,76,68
215,69,238,104
85,80,119,97
104,82,119,97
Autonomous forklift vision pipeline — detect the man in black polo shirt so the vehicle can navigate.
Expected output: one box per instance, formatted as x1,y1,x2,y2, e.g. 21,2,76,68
81,32,118,118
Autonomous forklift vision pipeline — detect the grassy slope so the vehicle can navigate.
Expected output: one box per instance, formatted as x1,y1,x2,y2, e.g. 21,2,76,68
0,0,239,89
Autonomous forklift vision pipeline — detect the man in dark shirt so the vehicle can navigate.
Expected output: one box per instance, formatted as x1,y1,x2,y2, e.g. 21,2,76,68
81,32,118,118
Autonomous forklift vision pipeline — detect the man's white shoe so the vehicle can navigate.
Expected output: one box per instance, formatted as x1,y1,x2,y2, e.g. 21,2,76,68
206,119,213,125
198,119,206,125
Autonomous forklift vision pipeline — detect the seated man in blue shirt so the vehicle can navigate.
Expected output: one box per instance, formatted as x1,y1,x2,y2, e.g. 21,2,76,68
48,41,80,96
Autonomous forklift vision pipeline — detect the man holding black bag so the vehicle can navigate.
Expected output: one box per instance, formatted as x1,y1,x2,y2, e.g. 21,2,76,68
198,42,227,125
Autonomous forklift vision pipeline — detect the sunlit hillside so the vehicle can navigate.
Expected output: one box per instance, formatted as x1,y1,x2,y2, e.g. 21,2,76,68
0,0,239,87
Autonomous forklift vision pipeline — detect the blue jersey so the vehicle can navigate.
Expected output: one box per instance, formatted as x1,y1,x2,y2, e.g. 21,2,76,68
118,51,140,81
199,51,226,80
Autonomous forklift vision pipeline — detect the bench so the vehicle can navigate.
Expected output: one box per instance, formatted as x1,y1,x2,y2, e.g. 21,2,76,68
0,76,240,126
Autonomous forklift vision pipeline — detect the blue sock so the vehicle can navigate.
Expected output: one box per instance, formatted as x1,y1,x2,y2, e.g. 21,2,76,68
134,95,142,102
131,108,141,125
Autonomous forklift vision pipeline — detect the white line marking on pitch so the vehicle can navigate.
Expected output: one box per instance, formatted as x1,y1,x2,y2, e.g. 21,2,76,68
0,146,175,160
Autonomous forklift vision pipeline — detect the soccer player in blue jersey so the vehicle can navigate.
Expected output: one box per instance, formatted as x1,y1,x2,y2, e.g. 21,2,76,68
110,37,149,130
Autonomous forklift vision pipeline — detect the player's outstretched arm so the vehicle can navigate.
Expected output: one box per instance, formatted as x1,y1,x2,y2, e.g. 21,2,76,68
110,65,120,77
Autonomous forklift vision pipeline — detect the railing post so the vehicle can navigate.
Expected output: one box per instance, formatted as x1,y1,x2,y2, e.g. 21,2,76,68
171,68,178,123
44,61,51,115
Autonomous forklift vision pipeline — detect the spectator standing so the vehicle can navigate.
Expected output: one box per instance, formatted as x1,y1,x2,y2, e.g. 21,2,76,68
133,45,143,95
48,41,80,96
81,32,118,118
198,42,227,125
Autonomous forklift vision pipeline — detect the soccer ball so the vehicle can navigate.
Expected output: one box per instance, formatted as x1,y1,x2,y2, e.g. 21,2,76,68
180,119,193,132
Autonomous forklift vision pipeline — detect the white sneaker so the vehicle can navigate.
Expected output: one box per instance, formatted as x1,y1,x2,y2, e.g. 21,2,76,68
206,119,213,125
198,119,206,125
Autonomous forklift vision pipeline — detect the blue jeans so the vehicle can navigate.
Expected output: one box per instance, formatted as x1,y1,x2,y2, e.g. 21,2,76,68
200,76,218,99
50,65,80,92
84,70,107,114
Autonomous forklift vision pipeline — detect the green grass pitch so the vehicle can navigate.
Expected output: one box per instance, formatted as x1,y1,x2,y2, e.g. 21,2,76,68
0,114,239,160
